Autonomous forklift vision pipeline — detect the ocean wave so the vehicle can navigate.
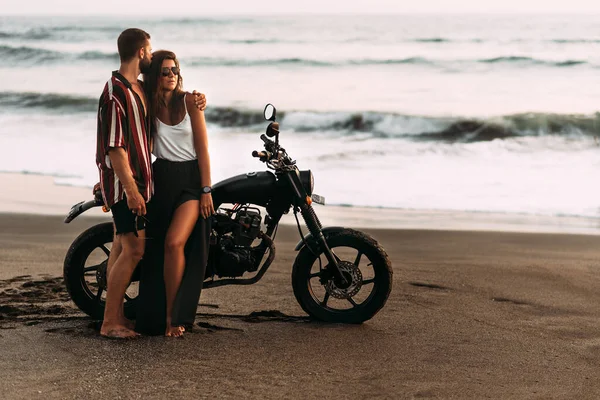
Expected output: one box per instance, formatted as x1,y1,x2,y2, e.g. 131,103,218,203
479,56,587,67
204,107,271,127
550,38,600,44
354,57,434,65
0,44,117,64
187,55,589,68
0,26,121,41
77,51,119,61
0,92,97,113
226,39,285,44
187,56,438,67
413,37,451,43
206,108,600,142
3,92,599,142
161,17,253,25
0,45,63,63
0,42,593,70
0,29,53,40
409,38,600,45
188,57,334,67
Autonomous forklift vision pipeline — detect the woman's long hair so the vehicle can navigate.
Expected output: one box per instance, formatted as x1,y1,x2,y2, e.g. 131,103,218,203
143,50,185,128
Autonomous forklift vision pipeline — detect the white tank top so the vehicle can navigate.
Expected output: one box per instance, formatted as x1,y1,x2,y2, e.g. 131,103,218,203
152,99,197,162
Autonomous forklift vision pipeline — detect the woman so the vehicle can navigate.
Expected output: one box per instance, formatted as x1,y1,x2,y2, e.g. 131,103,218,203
135,50,214,337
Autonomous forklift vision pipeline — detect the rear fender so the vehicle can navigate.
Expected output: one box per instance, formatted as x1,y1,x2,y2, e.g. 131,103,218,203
64,199,103,223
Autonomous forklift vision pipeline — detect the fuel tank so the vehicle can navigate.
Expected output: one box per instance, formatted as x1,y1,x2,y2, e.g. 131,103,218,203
212,171,277,208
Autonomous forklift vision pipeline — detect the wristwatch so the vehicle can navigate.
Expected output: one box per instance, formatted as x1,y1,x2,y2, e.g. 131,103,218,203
201,186,212,194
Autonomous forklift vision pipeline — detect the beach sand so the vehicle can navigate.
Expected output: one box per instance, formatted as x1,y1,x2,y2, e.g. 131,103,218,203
2,173,600,399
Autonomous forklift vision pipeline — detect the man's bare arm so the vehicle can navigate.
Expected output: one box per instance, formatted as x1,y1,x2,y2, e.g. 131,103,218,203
107,148,146,216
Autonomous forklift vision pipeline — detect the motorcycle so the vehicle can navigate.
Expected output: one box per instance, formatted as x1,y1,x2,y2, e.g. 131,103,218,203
63,104,392,324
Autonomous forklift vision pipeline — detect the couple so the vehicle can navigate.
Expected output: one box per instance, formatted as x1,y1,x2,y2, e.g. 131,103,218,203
96,28,213,339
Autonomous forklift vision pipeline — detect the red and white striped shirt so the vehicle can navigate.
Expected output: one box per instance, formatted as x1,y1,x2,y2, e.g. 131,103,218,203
96,71,153,208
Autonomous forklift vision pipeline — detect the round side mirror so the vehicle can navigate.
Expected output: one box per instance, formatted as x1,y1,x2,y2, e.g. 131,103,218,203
263,103,276,121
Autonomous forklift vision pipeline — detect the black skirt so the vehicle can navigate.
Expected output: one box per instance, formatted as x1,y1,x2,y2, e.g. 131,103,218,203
135,158,210,335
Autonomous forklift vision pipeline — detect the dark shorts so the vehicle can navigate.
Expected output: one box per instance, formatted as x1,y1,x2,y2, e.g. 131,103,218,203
151,158,203,231
111,197,147,235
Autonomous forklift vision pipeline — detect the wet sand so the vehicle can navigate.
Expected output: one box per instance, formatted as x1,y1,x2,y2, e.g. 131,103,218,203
2,213,600,399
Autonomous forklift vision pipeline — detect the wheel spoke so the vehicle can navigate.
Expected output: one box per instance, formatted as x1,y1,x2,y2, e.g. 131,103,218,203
347,297,358,308
322,292,330,307
362,278,375,285
95,287,104,301
354,252,363,267
83,264,101,273
99,245,110,257
309,272,321,279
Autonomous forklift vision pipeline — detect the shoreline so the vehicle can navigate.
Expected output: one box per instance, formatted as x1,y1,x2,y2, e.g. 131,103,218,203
2,171,599,235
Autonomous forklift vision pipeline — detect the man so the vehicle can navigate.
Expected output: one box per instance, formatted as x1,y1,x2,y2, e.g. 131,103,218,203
96,28,206,339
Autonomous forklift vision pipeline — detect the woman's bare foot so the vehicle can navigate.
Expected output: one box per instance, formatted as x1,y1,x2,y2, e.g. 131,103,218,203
100,323,140,340
165,325,185,338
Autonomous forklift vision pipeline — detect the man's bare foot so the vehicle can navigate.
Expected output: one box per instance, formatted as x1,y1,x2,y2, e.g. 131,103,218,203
119,318,135,331
100,323,140,340
165,325,185,338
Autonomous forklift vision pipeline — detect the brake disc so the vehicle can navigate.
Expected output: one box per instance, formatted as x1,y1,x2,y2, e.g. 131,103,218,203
326,261,363,299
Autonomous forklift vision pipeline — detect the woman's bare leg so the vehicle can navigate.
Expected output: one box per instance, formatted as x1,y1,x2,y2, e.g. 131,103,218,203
164,200,200,337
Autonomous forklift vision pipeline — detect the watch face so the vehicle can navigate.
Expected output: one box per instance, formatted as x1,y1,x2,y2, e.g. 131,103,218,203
203,186,211,193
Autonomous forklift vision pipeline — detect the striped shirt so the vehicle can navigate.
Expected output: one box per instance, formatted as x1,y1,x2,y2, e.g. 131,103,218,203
96,71,153,208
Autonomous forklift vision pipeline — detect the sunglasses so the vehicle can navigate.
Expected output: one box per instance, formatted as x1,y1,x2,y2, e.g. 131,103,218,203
161,66,180,77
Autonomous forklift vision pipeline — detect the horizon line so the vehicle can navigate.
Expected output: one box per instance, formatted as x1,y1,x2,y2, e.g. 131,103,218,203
3,11,600,16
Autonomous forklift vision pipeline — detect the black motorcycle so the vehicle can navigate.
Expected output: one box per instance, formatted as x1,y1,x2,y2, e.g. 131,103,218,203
63,104,392,324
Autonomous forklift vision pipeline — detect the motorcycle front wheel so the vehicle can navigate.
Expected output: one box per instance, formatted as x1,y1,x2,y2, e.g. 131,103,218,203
63,222,139,320
291,228,392,324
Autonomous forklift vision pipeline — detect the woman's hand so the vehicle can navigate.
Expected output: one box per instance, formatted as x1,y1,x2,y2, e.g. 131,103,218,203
199,193,215,219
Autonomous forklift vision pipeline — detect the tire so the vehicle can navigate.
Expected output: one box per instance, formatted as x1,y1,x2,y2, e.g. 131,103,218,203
63,222,138,320
292,228,393,324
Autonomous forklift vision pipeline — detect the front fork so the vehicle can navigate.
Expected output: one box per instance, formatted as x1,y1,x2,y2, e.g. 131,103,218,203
298,202,348,286
284,168,348,285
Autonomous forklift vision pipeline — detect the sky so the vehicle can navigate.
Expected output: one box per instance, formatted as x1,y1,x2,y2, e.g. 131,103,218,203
3,0,600,15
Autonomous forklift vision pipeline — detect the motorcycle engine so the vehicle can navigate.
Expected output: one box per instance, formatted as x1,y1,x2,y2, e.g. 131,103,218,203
233,208,262,247
212,208,263,278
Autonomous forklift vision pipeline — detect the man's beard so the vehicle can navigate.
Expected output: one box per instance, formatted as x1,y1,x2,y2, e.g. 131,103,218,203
140,57,151,74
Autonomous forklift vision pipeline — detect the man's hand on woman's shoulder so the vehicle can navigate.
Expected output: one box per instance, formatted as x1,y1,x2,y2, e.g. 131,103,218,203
188,90,207,111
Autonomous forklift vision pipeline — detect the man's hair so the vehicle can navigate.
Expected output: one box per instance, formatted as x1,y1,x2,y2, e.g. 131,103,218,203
117,28,151,62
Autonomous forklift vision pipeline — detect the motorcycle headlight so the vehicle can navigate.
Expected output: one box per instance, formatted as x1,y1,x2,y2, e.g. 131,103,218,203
299,170,314,196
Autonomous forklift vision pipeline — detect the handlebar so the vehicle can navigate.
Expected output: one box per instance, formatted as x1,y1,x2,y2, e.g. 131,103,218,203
252,150,266,157
252,126,294,168
252,150,272,161
253,134,277,162
260,134,274,147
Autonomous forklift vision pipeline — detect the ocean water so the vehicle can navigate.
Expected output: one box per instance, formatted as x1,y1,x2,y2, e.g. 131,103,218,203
1,14,600,218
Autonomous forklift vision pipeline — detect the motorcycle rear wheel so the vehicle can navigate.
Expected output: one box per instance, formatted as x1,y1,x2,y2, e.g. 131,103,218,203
292,228,392,324
63,222,139,320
